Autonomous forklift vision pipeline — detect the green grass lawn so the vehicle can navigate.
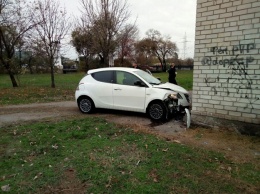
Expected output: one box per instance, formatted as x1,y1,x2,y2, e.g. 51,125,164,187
1,117,259,193
154,70,193,90
0,73,85,105
0,70,193,105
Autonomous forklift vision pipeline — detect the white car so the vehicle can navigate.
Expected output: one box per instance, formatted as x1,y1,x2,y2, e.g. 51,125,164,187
75,67,190,123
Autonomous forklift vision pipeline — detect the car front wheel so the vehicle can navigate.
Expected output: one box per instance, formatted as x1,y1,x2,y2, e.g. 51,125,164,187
78,97,95,113
147,101,167,121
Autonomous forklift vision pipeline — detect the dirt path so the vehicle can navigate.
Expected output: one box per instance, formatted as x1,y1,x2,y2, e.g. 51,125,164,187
0,101,259,166
0,101,187,134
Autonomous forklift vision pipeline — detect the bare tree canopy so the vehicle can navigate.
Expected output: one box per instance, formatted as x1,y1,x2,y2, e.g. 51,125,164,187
71,27,94,71
31,0,71,88
77,0,133,67
0,0,35,87
135,29,178,71
116,24,138,65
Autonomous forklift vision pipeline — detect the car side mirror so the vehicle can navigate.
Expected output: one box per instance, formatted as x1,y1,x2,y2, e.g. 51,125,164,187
134,80,146,87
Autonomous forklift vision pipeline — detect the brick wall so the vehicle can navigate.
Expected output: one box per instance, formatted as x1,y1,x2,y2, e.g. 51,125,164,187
193,0,260,125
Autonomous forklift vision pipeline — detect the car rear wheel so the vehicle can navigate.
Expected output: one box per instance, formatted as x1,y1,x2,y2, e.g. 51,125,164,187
147,101,167,121
78,97,95,113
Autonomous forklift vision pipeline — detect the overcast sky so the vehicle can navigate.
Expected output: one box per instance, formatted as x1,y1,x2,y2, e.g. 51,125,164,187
59,0,197,60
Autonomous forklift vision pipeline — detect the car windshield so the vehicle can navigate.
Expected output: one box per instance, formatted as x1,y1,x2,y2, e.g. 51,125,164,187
134,70,161,85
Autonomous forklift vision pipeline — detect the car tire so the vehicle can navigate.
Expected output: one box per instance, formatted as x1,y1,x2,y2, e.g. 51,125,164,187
147,101,167,121
78,96,95,113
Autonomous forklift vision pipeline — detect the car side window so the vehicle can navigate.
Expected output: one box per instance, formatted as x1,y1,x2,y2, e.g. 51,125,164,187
115,71,125,84
116,71,140,86
91,71,113,83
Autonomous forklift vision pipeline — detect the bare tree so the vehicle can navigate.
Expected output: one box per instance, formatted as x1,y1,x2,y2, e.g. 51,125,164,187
135,38,155,63
31,0,71,88
0,0,35,87
146,29,161,42
79,0,132,67
22,38,50,74
155,37,178,71
71,23,95,72
135,29,178,71
116,24,138,65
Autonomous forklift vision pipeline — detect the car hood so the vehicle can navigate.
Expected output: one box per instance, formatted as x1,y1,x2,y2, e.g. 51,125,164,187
152,82,188,94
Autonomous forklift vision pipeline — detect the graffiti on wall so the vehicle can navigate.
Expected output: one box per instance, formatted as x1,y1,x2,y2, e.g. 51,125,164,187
211,0,245,6
201,43,255,67
201,43,259,109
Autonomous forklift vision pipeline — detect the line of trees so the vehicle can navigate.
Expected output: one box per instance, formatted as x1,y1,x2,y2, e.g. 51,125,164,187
0,0,70,88
1,0,193,88
71,0,181,73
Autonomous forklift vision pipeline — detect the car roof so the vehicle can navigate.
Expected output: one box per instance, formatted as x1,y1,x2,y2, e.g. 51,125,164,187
88,67,140,74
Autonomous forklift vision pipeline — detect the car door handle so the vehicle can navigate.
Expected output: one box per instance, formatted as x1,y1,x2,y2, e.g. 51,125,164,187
114,88,121,91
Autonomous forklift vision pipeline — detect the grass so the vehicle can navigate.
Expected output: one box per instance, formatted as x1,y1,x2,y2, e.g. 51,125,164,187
154,70,193,90
0,70,193,105
0,73,85,105
0,71,259,193
0,117,259,193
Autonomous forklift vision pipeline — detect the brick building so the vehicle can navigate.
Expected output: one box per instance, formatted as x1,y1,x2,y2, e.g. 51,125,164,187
192,0,260,134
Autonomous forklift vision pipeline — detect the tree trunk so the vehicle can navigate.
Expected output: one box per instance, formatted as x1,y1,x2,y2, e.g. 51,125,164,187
157,57,164,71
103,53,109,67
5,62,19,87
162,58,167,72
120,57,124,66
28,57,34,74
84,56,89,72
8,70,18,87
50,66,55,88
99,54,105,68
50,57,55,88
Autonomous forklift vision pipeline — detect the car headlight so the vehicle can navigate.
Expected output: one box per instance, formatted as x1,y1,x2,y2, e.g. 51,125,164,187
168,94,178,100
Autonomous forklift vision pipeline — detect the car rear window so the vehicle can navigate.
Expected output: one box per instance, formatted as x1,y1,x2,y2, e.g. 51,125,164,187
91,71,113,83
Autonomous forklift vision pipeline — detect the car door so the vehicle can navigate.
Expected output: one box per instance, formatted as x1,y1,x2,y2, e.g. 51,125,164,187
91,71,114,109
112,71,147,112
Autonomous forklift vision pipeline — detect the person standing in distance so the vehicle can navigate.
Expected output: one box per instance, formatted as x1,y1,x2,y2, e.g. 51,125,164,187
168,63,178,85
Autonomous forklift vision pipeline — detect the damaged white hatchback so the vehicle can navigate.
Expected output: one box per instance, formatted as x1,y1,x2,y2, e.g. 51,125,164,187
75,67,191,127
